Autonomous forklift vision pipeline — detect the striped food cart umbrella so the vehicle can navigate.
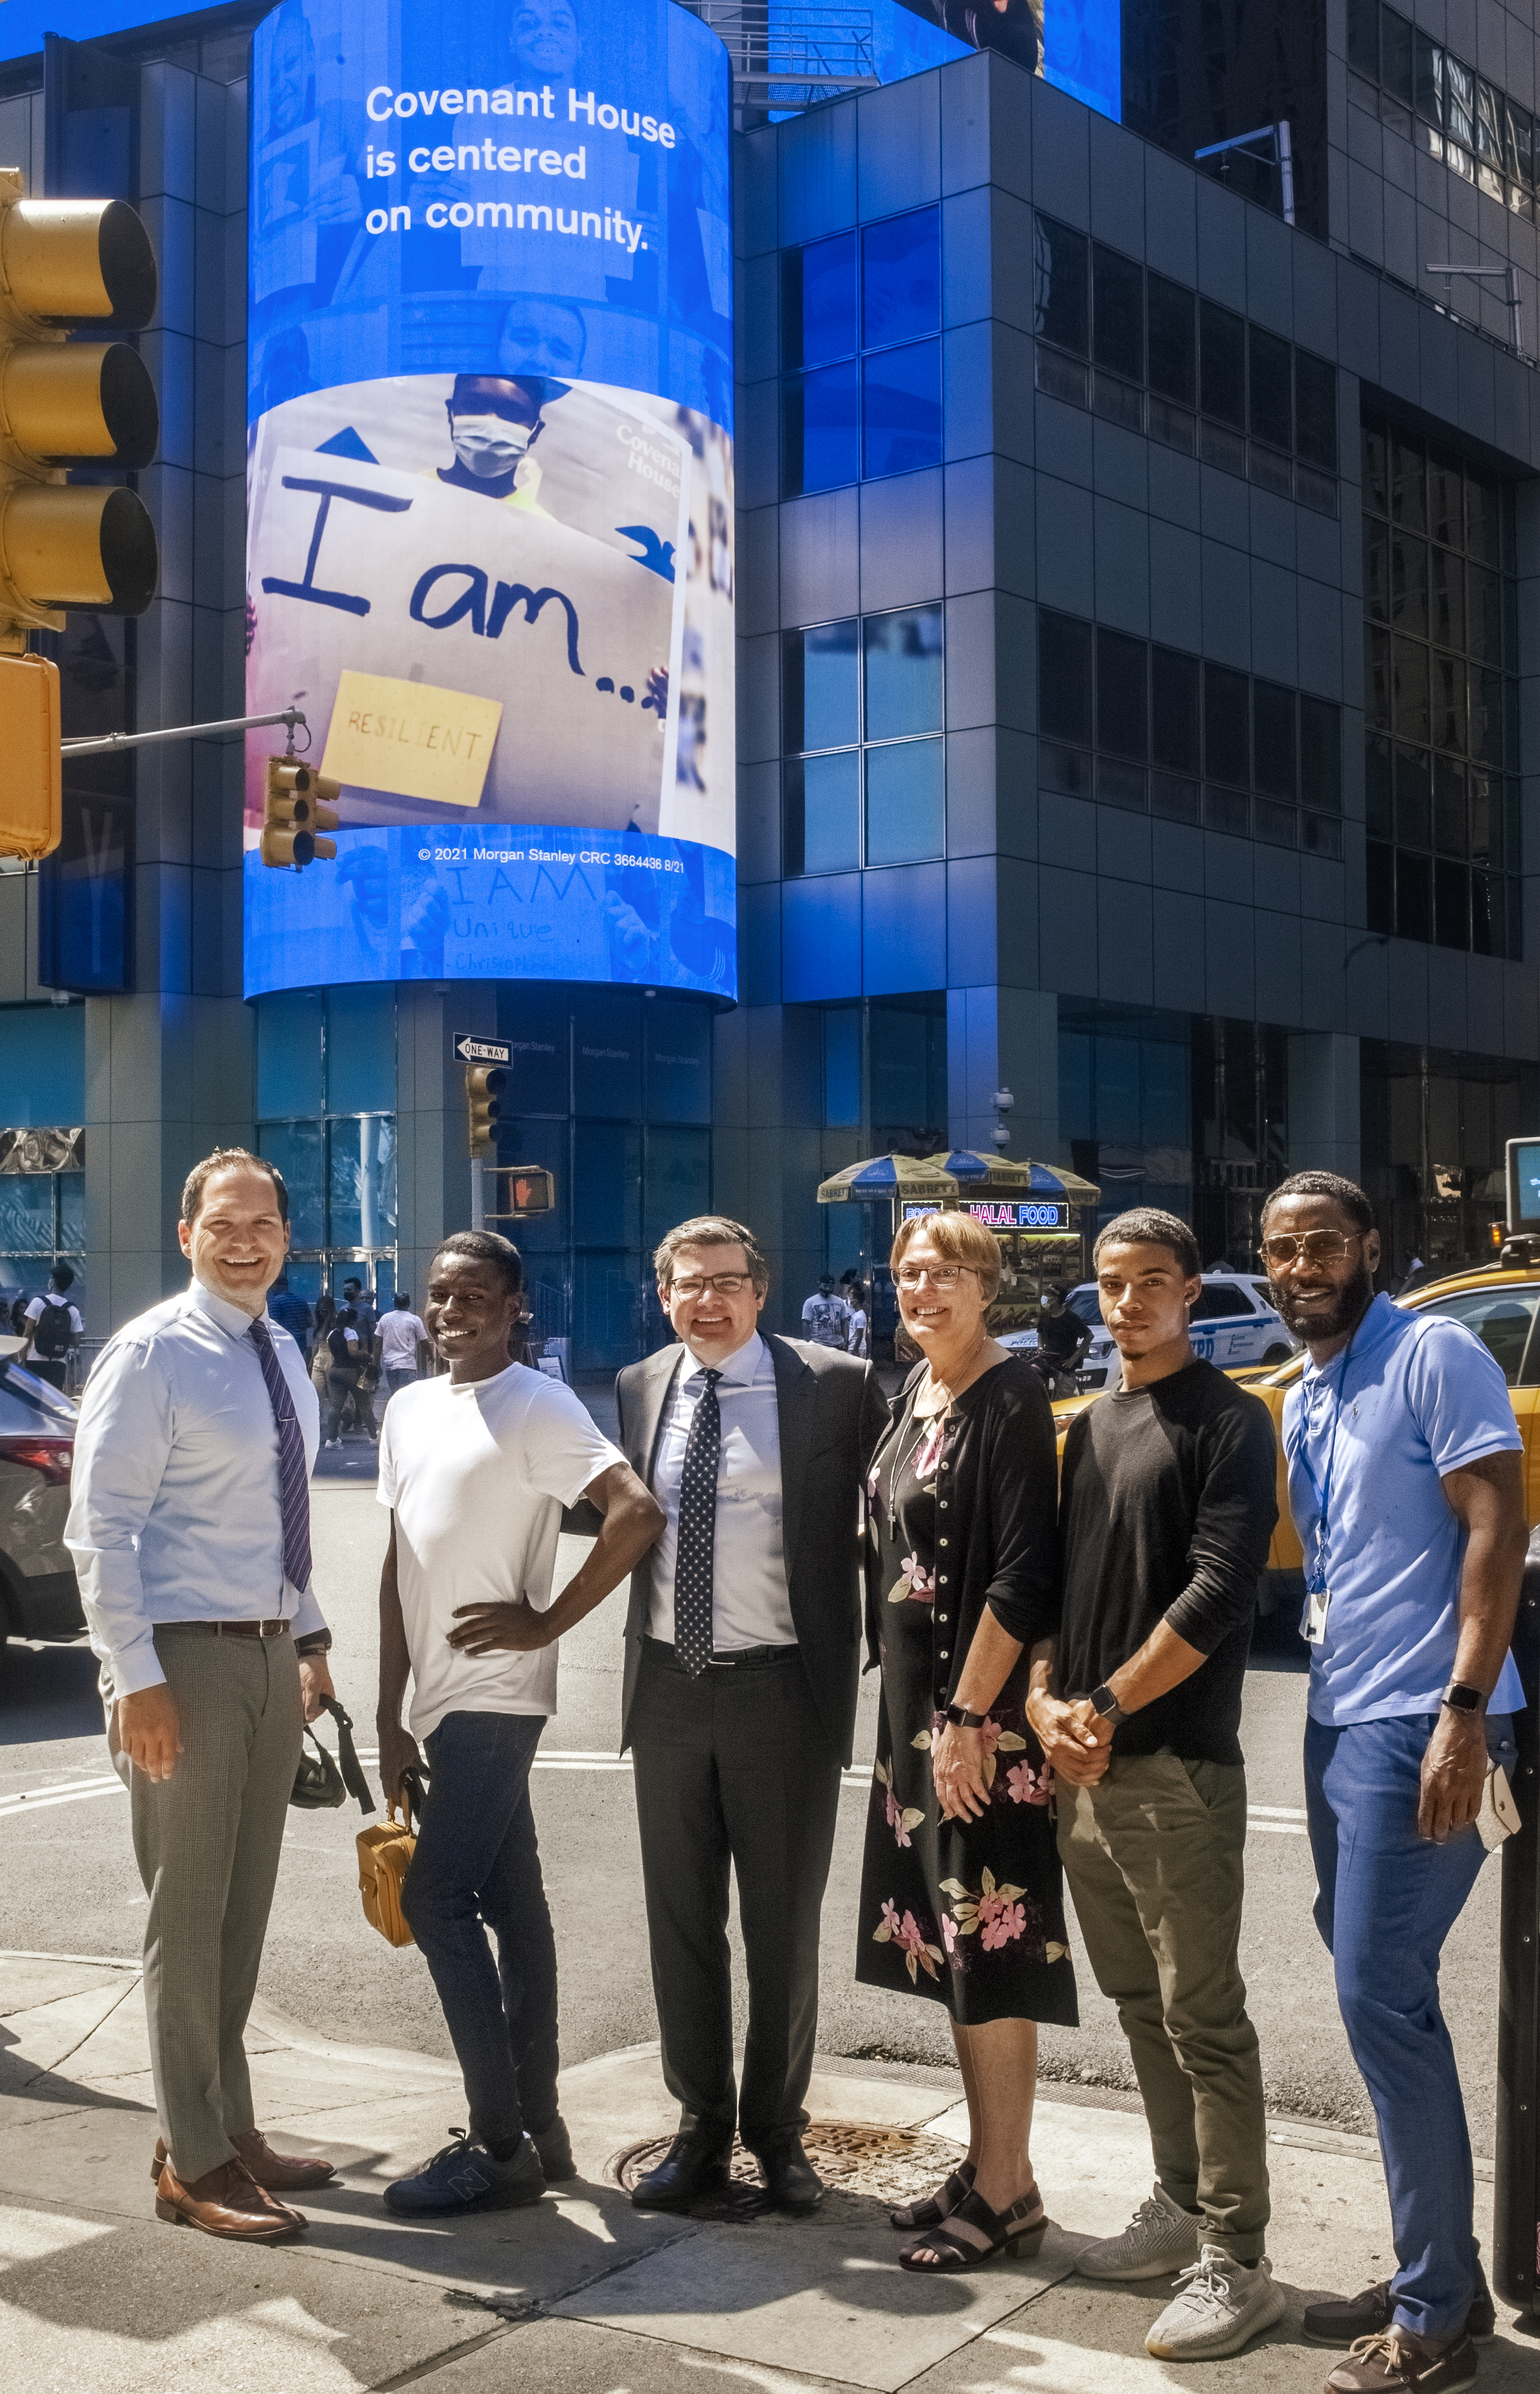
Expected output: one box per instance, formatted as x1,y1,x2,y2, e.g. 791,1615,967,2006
815,1153,962,1205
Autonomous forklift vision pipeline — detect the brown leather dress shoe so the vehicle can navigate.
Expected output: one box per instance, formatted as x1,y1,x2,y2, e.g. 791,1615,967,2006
1324,2330,1478,2393
153,2131,335,2192
155,2157,307,2241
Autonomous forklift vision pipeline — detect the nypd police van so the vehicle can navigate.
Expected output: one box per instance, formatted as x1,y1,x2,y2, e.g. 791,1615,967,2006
1004,1274,1298,1387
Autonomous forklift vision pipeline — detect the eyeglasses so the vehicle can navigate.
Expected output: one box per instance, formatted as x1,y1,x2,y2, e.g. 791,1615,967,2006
896,1264,975,1290
1260,1230,1362,1270
668,1272,753,1298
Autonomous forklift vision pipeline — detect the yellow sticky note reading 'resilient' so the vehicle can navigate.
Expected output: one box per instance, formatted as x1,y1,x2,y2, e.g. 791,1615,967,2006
320,670,504,809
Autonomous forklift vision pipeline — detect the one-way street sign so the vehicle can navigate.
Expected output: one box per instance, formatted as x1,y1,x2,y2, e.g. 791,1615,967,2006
453,1033,511,1066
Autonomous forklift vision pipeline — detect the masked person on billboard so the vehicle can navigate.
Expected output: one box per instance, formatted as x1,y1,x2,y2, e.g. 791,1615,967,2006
434,374,562,517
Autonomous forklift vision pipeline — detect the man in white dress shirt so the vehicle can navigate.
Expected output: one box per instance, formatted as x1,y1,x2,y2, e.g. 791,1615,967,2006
66,1150,339,2243
615,1217,886,2215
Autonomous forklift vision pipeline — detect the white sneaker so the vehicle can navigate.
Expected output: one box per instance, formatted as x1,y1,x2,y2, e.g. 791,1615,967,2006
1145,2245,1286,2360
1075,2182,1201,2281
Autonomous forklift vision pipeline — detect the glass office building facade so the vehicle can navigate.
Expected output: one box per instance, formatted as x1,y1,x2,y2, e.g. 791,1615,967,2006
1,5,1538,1365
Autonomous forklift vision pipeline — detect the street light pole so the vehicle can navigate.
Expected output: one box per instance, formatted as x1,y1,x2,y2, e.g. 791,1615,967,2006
1424,262,1524,360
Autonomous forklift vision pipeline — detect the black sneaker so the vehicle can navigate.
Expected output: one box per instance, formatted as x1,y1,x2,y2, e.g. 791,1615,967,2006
1303,2275,1496,2348
382,2127,545,2217
532,2117,576,2183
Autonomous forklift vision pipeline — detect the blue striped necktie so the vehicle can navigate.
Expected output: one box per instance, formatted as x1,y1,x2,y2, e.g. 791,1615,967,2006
249,1315,313,1594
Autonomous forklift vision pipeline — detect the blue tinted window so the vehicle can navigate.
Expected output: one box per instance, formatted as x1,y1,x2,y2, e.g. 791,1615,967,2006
865,607,944,741
824,1007,862,1126
785,619,859,752
256,989,323,1120
1033,214,1089,355
782,232,858,369
862,207,941,350
327,1115,397,1249
786,752,861,875
866,739,944,865
326,985,395,1115
862,339,941,479
784,359,859,495
259,1119,324,1249
643,1126,711,1251
573,1120,641,1246
645,1002,712,1123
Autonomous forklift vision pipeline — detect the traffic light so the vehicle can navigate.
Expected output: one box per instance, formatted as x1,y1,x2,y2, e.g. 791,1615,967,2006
261,758,339,868
466,1065,508,1157
487,1165,555,1218
0,651,59,858
0,178,159,639
0,173,160,861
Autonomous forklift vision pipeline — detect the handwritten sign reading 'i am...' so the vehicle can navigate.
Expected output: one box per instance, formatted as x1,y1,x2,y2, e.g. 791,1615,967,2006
320,670,503,808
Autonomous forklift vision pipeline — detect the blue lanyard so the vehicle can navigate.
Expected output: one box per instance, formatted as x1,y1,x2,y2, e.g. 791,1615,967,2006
1298,1315,1363,1596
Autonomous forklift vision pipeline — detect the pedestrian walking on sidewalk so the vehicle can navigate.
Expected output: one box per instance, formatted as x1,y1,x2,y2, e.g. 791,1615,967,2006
1268,1171,1524,2394
64,1149,340,2243
615,1216,887,2217
376,1231,662,2218
377,1289,428,1396
854,1211,1076,2275
1029,1207,1283,2362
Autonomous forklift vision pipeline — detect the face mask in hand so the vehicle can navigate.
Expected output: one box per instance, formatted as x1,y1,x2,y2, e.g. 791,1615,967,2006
449,414,532,476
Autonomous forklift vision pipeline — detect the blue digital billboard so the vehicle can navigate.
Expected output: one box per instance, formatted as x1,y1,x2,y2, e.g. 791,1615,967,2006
243,0,736,1000
892,1,1120,125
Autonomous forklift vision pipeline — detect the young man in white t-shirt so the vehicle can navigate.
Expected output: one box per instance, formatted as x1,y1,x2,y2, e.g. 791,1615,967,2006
376,1231,663,2218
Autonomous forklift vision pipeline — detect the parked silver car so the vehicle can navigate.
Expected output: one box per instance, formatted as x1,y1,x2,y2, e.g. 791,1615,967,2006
0,1360,81,1649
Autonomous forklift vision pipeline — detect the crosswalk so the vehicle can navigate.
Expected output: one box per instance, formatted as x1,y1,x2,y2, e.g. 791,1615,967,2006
0,1759,1313,1830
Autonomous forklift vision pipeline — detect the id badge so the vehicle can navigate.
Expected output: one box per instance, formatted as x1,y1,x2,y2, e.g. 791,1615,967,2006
1303,1584,1332,1646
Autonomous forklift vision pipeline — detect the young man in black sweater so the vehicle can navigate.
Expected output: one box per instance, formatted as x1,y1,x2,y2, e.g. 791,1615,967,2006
1028,1207,1280,2364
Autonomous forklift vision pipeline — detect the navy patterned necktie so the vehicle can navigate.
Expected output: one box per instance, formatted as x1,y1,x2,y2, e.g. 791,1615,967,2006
249,1315,314,1595
673,1367,722,1677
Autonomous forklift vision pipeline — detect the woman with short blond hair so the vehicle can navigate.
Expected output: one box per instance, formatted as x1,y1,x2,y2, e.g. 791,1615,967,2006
854,1208,1076,2272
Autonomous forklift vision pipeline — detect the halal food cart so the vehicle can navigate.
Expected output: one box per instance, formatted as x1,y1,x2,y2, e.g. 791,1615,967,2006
814,1149,1101,1348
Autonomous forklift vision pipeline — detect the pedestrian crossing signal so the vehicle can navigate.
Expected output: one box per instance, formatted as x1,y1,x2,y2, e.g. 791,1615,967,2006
466,1064,508,1156
487,1165,555,1217
261,758,339,868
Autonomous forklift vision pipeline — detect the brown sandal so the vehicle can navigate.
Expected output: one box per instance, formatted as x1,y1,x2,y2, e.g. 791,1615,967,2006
899,2182,1047,2272
890,2158,976,2231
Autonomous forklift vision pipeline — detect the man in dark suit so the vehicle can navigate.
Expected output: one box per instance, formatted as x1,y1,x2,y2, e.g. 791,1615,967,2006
616,1214,886,2215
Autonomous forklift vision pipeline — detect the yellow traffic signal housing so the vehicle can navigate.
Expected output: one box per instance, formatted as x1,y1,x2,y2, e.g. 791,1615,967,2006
466,1065,508,1157
0,650,59,856
0,174,159,646
261,758,340,868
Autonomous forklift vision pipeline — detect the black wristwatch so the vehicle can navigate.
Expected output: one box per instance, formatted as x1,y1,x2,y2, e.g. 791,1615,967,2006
295,1630,333,1657
944,1703,987,1729
1090,1682,1126,1725
1440,1680,1486,1714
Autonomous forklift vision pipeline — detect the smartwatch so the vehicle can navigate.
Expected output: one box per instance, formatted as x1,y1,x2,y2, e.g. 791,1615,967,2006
1440,1680,1486,1714
295,1631,333,1658
944,1703,987,1729
1090,1682,1126,1725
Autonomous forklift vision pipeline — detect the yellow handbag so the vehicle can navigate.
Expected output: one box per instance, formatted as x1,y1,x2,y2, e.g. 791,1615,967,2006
356,1770,424,1946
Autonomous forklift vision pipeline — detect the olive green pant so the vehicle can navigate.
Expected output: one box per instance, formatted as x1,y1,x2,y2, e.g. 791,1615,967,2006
108,1626,303,2184
1057,1752,1270,2262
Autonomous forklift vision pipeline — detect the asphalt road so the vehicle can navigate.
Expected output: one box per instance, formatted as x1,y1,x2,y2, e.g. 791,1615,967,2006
0,1438,1509,2158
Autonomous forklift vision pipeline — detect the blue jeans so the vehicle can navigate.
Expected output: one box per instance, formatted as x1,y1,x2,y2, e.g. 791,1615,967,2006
1304,1710,1517,2341
402,1711,559,2154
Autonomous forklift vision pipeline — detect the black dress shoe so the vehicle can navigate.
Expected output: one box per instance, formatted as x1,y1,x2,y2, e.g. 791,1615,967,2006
753,2134,823,2215
630,2133,733,2210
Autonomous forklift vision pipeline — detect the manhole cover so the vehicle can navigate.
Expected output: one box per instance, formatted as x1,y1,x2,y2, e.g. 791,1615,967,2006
609,2120,965,2212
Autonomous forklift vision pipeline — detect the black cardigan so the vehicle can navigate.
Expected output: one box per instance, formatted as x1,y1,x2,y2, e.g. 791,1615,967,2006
863,1353,1060,1714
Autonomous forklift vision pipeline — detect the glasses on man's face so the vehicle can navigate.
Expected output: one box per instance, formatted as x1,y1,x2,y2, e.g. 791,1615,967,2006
669,1273,753,1299
896,1263,973,1291
1261,1229,1362,1270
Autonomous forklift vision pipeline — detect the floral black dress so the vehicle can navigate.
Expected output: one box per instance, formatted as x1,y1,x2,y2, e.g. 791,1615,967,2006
854,1362,1078,2027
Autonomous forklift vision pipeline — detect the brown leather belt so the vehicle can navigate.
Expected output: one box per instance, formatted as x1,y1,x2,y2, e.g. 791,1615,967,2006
154,1619,289,1639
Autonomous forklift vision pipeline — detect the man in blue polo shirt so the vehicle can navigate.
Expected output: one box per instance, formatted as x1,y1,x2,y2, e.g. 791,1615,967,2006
1266,1170,1525,2394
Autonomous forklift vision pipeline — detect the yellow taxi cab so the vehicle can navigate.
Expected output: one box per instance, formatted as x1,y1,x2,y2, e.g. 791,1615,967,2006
1050,1262,1540,1612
